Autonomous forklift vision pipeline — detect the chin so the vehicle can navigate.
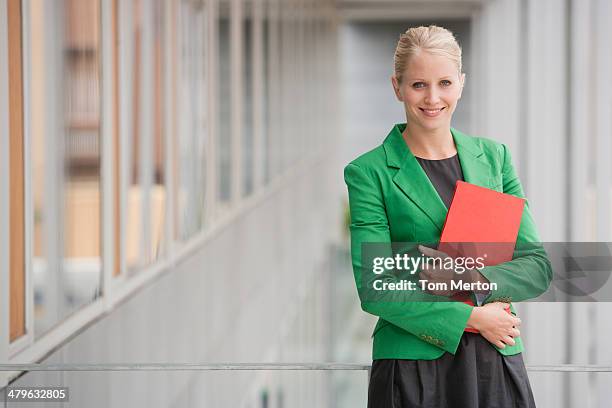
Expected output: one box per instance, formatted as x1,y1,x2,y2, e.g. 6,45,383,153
416,119,449,132
408,112,450,130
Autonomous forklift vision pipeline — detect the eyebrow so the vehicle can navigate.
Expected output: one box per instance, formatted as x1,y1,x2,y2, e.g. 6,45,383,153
408,77,454,81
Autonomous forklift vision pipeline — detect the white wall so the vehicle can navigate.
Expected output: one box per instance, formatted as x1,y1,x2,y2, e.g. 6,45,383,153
472,1,612,407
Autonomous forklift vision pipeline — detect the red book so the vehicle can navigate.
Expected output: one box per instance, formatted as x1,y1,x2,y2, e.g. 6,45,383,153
438,181,525,333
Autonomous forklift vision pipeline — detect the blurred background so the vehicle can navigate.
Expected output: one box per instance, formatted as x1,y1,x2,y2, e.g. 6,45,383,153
1,0,611,406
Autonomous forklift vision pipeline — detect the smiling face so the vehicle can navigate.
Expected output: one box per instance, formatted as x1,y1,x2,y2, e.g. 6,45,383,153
392,51,465,133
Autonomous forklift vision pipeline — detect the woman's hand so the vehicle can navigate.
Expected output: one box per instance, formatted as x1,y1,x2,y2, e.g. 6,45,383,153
467,302,521,349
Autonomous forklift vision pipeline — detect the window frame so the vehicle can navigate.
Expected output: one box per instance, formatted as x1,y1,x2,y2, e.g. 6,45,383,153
164,0,178,251
204,0,217,226
8,0,109,362
101,0,118,303
6,0,27,355
1,0,11,387
251,0,264,191
139,0,154,267
229,0,243,204
116,0,133,282
111,0,121,278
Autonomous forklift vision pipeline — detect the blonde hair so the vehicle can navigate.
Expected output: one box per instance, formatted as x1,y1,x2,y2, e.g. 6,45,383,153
393,25,462,83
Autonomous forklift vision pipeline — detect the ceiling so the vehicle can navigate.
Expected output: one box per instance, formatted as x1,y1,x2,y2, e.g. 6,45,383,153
335,0,483,21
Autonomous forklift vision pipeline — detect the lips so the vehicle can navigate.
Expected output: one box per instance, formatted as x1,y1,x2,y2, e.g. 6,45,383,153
419,107,445,117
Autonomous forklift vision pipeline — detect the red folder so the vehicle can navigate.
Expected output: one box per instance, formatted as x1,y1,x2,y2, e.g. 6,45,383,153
438,181,525,333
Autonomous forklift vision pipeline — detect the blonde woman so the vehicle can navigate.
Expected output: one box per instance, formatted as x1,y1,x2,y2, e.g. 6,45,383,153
344,25,551,407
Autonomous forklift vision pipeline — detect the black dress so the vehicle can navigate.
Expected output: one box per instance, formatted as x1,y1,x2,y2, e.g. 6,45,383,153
367,154,536,408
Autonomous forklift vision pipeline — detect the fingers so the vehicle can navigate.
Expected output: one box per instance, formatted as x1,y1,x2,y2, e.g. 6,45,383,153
490,327,520,349
479,306,522,348
488,332,517,349
488,301,509,309
502,335,516,346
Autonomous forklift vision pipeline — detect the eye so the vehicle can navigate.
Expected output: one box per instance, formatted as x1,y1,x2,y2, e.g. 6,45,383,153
412,82,426,89
440,80,452,87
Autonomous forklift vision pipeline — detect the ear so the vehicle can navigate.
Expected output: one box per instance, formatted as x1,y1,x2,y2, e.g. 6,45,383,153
391,75,403,101
457,72,466,100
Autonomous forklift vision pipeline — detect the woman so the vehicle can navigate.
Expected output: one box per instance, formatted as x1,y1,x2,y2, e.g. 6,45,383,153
344,26,552,408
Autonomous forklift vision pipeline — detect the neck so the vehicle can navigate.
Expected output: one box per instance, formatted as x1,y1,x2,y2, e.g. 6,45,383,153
402,122,456,160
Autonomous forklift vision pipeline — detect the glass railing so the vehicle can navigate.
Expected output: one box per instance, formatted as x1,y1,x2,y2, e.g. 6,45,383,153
1,363,611,407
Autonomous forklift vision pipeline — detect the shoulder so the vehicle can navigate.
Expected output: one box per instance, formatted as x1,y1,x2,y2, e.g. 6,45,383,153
344,144,387,180
454,128,510,165
475,135,508,157
456,128,505,153
476,136,516,172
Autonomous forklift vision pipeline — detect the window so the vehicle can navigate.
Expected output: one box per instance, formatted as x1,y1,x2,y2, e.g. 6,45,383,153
176,0,207,240
29,0,103,337
266,0,281,180
242,1,254,196
121,0,167,270
217,0,231,204
262,8,271,185
125,0,144,270
151,0,166,257
111,0,121,276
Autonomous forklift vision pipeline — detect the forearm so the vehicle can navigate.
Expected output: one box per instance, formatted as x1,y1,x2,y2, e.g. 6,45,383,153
477,246,553,302
360,299,473,354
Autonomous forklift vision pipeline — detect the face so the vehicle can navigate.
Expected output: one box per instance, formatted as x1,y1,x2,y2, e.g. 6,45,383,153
391,51,465,132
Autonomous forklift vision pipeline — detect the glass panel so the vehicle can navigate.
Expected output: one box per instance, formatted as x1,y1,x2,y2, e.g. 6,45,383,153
242,2,254,196
2,367,612,407
119,0,168,266
151,0,166,256
30,0,49,337
31,0,103,337
176,0,207,241
265,0,280,180
279,0,289,172
262,9,270,185
0,369,369,407
63,0,102,304
217,0,231,204
126,0,144,271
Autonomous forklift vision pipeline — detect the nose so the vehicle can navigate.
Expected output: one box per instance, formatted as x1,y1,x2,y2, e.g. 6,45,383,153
424,86,441,105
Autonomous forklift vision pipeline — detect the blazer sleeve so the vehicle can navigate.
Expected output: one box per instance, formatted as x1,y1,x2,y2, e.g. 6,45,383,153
344,162,473,355
478,144,553,303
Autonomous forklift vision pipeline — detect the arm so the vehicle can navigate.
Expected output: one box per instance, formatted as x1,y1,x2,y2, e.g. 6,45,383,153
344,163,473,354
477,144,553,303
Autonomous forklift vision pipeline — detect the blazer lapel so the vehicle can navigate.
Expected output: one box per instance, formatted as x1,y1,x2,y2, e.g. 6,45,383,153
384,124,448,232
383,124,494,233
452,127,494,189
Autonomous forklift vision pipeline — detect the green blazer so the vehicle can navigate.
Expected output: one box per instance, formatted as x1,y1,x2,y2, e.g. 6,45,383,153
344,123,552,360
